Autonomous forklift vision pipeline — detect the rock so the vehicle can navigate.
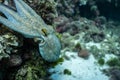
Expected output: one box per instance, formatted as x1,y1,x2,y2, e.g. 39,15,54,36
54,16,69,33
78,49,90,59
94,16,107,28
90,32,105,42
8,55,22,67
0,32,23,61
74,43,82,52
83,30,105,43
24,0,57,24
22,53,31,61
109,68,120,80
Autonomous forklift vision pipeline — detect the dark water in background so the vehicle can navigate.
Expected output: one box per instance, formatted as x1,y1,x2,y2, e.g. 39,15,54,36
79,0,120,20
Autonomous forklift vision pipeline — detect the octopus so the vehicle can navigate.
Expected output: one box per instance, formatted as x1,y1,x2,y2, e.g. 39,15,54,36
0,0,61,62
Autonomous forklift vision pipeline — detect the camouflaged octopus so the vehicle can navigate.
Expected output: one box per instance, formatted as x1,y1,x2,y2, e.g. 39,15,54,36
0,0,61,62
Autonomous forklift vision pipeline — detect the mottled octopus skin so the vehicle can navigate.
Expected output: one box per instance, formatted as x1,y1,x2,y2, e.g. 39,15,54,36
0,0,61,62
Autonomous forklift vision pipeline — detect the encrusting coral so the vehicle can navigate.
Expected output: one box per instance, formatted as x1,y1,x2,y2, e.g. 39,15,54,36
0,31,22,61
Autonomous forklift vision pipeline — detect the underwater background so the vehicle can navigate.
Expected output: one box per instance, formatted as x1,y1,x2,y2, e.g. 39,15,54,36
0,0,120,80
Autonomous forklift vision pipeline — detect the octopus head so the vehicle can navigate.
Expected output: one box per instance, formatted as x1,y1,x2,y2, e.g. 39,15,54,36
38,33,61,62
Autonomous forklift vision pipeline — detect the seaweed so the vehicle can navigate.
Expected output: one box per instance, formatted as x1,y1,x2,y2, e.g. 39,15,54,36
63,69,71,75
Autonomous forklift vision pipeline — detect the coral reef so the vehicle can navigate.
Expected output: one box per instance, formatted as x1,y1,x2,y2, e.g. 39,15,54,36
55,0,120,20
0,0,120,80
0,26,22,61
24,0,57,24
54,11,120,79
0,26,23,80
0,0,60,79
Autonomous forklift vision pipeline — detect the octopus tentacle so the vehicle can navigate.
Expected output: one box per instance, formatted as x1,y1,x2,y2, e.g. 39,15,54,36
0,16,24,33
0,15,19,30
14,0,45,28
0,4,24,23
16,0,45,25
17,0,38,17
14,0,35,19
0,15,40,37
0,4,33,28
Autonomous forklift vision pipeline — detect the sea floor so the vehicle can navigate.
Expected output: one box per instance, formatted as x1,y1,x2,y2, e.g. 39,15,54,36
49,18,120,80
49,52,109,80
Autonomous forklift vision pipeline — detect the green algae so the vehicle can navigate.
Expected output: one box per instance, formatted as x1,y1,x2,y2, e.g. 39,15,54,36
50,58,64,67
74,42,82,51
55,32,62,40
14,49,64,80
98,58,105,66
63,69,71,75
106,58,120,67
14,49,48,80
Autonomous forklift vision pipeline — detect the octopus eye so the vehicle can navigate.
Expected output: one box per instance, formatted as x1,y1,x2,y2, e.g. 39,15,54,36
41,28,48,36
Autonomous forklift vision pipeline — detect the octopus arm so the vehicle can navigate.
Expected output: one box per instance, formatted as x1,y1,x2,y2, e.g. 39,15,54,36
13,0,33,19
0,15,40,37
15,0,46,25
15,0,39,18
0,15,20,30
0,4,23,23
